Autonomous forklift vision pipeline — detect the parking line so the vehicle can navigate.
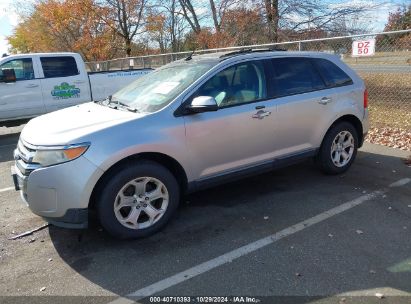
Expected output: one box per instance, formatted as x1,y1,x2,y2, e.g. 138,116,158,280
0,187,14,193
109,178,411,304
389,178,411,188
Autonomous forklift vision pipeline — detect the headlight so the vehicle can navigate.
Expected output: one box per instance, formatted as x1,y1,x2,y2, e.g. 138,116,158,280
31,143,90,167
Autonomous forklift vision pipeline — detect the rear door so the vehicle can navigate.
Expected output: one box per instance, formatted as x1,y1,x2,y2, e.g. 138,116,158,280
39,55,91,112
0,57,45,121
268,57,331,156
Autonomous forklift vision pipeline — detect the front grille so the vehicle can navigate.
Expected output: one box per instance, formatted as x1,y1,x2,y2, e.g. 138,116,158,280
14,140,41,177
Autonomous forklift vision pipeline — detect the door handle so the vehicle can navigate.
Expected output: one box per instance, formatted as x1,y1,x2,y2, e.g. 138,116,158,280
25,84,39,88
73,80,85,84
252,110,271,119
318,97,332,105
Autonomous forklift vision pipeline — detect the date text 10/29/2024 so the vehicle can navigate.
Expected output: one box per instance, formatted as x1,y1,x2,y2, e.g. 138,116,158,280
149,297,260,303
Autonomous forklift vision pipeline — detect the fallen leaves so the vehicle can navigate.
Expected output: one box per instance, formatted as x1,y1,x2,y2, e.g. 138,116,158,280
366,127,411,151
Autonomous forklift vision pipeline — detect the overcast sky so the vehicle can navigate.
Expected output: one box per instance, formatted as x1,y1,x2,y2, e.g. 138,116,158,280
0,0,406,56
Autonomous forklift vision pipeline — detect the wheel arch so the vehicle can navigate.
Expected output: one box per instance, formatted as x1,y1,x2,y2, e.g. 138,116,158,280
321,114,364,149
88,152,188,209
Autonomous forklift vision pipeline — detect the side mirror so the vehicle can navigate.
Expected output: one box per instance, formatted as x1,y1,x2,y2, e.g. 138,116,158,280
1,69,16,83
187,96,218,113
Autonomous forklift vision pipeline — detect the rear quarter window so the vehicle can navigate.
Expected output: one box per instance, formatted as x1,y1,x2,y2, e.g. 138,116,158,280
40,56,79,78
312,58,353,88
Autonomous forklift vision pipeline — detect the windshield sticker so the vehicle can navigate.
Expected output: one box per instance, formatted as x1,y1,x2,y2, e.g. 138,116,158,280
152,82,180,95
51,82,80,99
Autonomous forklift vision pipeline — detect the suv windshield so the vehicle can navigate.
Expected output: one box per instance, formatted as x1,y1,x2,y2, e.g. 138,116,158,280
111,62,215,113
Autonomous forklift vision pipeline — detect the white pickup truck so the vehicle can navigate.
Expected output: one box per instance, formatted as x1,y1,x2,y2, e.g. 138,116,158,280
0,52,151,126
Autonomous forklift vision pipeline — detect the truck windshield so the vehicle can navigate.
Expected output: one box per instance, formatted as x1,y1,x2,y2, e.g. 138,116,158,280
111,62,215,113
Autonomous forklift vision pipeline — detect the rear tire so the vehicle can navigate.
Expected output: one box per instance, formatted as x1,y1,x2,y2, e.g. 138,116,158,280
317,122,358,175
96,160,180,239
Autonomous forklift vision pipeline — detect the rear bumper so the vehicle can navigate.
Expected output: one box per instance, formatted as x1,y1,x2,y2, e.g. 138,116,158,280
359,109,369,148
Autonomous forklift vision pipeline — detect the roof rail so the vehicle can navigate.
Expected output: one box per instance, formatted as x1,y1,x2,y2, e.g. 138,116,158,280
219,47,286,58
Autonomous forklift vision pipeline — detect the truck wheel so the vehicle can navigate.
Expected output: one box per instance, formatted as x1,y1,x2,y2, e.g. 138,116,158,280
97,160,180,239
317,122,358,175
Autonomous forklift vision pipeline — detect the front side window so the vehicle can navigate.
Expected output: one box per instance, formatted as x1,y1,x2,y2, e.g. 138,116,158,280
112,62,215,113
195,61,267,107
0,58,35,81
40,56,79,78
271,57,326,97
313,58,353,87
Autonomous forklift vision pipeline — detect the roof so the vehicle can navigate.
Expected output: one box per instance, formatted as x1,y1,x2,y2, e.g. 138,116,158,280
173,49,335,65
1,52,78,59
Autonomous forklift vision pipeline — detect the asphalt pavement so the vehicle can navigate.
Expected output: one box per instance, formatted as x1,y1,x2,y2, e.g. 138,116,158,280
0,125,410,304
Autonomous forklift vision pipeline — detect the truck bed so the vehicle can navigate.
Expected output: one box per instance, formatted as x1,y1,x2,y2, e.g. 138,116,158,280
88,69,152,101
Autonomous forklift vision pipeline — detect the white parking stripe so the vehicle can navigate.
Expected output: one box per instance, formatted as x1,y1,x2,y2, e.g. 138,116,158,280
389,178,411,188
108,180,411,304
0,187,14,193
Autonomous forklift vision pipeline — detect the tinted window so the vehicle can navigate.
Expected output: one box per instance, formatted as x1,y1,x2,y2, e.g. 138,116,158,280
40,56,79,78
196,61,267,107
313,58,353,87
0,58,34,81
271,58,326,97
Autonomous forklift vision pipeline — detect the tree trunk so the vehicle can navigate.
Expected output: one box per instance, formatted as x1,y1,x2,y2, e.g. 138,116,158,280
265,0,279,42
210,0,220,33
125,39,131,56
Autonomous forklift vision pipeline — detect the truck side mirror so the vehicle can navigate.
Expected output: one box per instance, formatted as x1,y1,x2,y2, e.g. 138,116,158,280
1,69,17,83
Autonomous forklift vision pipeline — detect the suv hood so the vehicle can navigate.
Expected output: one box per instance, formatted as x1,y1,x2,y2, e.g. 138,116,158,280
21,102,142,145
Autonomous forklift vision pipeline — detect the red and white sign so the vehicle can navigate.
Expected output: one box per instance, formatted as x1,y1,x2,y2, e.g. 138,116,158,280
352,39,375,56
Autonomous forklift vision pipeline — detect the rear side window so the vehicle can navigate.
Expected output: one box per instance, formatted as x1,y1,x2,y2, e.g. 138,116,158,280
313,58,353,87
40,56,79,78
271,58,326,97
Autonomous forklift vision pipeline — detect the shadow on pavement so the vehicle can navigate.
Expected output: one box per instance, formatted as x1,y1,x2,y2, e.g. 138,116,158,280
49,149,411,300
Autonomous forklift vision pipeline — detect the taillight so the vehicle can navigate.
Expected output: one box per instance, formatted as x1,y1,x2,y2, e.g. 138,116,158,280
364,89,368,108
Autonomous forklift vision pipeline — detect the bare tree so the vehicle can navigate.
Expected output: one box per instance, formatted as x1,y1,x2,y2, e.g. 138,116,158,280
178,0,201,33
93,0,147,56
147,0,188,52
261,0,383,41
178,0,240,34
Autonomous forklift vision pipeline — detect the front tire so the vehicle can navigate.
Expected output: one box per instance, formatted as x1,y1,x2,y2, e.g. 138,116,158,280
317,122,358,175
96,160,180,239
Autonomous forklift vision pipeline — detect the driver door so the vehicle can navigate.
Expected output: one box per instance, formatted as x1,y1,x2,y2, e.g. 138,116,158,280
183,60,278,181
0,57,45,121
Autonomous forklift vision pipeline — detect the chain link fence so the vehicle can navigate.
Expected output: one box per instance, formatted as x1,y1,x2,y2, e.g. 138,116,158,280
86,30,411,130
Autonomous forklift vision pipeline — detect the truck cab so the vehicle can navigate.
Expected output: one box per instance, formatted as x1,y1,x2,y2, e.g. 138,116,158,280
0,52,151,126
0,53,91,123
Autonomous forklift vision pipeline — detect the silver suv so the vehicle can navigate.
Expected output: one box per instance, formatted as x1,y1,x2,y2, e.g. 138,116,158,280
12,50,369,238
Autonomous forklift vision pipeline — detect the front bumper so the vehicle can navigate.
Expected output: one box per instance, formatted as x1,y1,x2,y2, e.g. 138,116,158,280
12,152,104,228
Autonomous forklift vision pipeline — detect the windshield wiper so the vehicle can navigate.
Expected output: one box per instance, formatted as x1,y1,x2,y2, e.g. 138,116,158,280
103,95,139,113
